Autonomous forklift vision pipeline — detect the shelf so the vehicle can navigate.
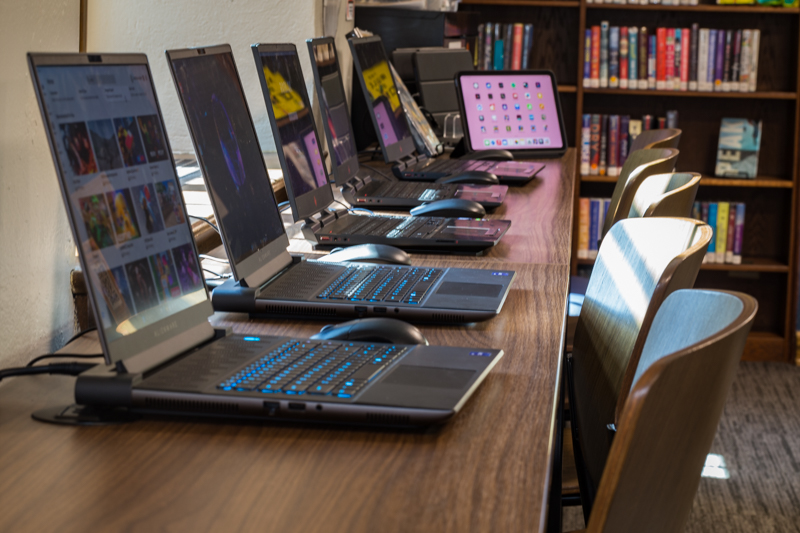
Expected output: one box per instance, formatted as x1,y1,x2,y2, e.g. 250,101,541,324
577,256,789,273
582,88,797,100
584,3,800,14
559,85,578,93
461,0,580,6
580,175,795,188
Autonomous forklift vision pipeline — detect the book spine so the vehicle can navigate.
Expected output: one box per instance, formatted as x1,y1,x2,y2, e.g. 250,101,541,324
733,202,745,264
590,114,601,175
511,23,524,70
609,26,620,88
739,29,751,92
714,29,725,91
716,201,729,264
493,23,504,70
642,114,653,130
726,202,737,263
629,119,642,144
619,115,630,167
722,29,733,91
701,201,710,263
583,29,592,87
591,26,601,88
698,28,710,91
581,115,591,175
656,27,667,89
603,199,611,233
620,27,629,89
680,28,690,90
666,28,676,90
749,29,760,92
578,198,590,259
608,115,620,176
629,27,638,88
522,24,534,69
689,23,699,90
599,115,608,176
692,201,701,221
648,34,657,89
475,24,485,69
483,22,494,70
657,116,666,129
588,199,601,259
503,24,514,70
673,28,682,90
707,202,718,263
639,27,649,89
731,29,742,91
707,29,717,92
666,109,679,129
600,21,610,88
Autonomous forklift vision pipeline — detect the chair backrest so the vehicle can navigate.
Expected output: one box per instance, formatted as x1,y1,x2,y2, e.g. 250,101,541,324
601,148,680,238
628,127,682,152
587,289,756,533
569,217,712,517
628,172,701,219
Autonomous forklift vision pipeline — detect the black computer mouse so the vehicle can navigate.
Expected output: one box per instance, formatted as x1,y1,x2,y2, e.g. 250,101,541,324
311,318,429,345
409,198,486,218
459,149,514,161
435,171,500,185
316,243,411,265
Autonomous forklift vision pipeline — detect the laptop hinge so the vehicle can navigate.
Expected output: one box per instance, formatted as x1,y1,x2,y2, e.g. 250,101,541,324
240,248,294,288
395,154,419,172
119,321,216,375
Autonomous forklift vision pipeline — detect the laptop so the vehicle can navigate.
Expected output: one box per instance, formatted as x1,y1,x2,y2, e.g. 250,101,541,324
306,36,508,210
348,35,543,185
454,70,568,159
28,51,505,427
249,43,511,254
165,44,515,323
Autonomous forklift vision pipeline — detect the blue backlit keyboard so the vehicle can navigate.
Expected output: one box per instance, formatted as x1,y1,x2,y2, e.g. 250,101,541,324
218,339,407,398
316,265,443,304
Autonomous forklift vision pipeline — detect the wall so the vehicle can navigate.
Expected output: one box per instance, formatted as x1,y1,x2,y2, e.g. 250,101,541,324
0,1,81,368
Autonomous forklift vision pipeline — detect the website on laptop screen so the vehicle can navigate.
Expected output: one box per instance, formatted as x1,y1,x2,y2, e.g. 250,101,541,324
459,73,564,152
35,64,206,342
256,49,328,196
170,52,284,267
310,41,357,171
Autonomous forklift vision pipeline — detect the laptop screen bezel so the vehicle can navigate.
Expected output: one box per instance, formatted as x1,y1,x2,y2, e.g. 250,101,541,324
348,35,417,164
307,36,360,187
454,69,568,159
165,44,291,286
251,42,335,223
27,52,214,366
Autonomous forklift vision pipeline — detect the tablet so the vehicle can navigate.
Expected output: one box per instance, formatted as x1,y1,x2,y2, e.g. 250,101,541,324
455,70,567,158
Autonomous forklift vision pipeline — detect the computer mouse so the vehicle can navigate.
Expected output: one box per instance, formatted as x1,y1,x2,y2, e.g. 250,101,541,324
311,318,429,345
459,149,514,161
316,243,411,265
409,198,486,218
435,171,499,185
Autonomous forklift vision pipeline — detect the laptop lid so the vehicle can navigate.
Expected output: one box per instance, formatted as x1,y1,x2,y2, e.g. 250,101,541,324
28,52,213,369
307,37,360,188
348,35,416,164
166,45,292,289
454,70,568,158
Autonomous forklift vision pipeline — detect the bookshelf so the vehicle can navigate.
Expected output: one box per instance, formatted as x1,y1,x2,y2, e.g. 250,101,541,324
457,0,800,363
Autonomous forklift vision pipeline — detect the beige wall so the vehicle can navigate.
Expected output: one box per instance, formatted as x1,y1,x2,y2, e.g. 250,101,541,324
0,1,81,367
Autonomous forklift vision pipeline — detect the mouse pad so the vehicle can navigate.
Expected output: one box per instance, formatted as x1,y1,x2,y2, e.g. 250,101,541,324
382,366,476,389
435,282,502,299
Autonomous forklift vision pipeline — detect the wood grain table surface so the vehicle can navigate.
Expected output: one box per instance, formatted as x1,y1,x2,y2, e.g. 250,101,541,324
0,150,575,533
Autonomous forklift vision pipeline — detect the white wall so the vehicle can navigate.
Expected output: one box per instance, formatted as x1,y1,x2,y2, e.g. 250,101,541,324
0,0,81,367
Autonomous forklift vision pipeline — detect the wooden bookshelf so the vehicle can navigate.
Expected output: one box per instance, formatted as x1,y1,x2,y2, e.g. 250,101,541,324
458,1,800,363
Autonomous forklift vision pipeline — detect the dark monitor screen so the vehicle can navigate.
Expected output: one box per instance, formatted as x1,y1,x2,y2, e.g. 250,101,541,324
169,51,284,269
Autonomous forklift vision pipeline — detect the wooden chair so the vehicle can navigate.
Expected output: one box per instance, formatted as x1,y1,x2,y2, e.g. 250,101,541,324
573,289,756,532
628,127,682,152
566,217,713,516
628,172,701,219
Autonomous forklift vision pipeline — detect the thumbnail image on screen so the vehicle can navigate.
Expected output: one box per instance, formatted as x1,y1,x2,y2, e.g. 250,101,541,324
170,52,284,267
311,41,356,169
257,49,328,197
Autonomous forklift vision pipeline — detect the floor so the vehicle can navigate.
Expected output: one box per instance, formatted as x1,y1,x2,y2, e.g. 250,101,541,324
562,361,800,532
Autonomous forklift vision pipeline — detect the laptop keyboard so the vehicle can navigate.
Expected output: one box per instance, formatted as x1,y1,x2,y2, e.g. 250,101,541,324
316,265,443,304
366,181,451,201
218,339,407,398
415,159,495,175
328,215,445,239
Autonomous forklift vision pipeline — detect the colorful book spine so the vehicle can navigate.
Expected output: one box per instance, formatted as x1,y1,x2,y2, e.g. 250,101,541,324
591,25,601,88
731,29,742,91
715,201,729,264
639,27,649,89
733,202,745,264
648,34,657,89
656,27,667,89
749,29,760,92
608,115,620,176
590,114,601,175
714,29,725,91
522,24,534,69
583,29,592,87
609,26,620,88
483,22,494,70
674,28,683,90
603,199,611,232
619,115,630,168
578,198,590,259
680,28,690,90
726,203,737,263
692,201,701,221
503,23,514,70
629,119,642,143
493,23,504,70
689,23,699,91
629,27,639,88
666,109,679,129
722,29,733,91
707,29,718,92
475,24,485,68
698,28,710,91
588,199,601,259
581,115,591,175
620,27,629,89
600,21,610,88
707,202,718,263
665,28,675,89
739,29,751,92
511,23,524,70
599,115,609,176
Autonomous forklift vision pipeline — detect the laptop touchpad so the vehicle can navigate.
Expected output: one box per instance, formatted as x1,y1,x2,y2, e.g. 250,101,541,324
435,282,502,298
382,366,475,389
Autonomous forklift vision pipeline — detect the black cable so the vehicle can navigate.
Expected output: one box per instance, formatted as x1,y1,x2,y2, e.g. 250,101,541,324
27,352,103,367
189,215,219,233
359,162,393,180
64,327,97,347
0,363,96,383
349,207,375,215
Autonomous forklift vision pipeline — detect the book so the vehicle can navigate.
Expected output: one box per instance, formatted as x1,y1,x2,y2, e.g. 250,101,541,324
680,27,690,90
620,27,629,89
714,29,725,91
642,114,653,130
599,114,609,176
749,29,760,92
666,28,675,89
608,115,620,176
715,201,729,264
591,25,601,88
511,23,524,70
578,198,590,259
689,23,699,91
733,202,745,264
629,27,639,88
698,28,710,91
639,27,649,89
590,114,601,175
692,201,701,221
722,29,732,91
503,23,514,70
656,27,667,89
629,119,642,143
707,29,718,92
715,118,762,178
600,21,610,88
666,109,679,128
609,26,620,88
475,24,485,68
493,23,504,70
739,29,751,92
522,24,534,69
483,22,494,70
731,29,742,91
648,34,657,89
581,115,591,175
619,115,630,168
583,29,592,87
588,198,601,259
707,202,718,263
726,203,737,263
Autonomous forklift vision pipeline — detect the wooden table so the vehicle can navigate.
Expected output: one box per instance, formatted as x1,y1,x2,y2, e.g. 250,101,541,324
0,150,575,533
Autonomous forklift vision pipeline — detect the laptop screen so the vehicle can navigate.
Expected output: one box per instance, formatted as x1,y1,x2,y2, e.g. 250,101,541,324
169,51,285,268
308,39,359,184
33,62,206,344
457,72,566,153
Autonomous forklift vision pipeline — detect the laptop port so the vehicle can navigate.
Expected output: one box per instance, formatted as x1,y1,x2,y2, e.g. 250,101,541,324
374,307,387,313
288,402,306,411
264,401,279,415
355,306,367,314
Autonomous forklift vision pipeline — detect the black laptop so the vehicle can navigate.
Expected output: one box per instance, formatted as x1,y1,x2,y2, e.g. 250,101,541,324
306,36,508,210
29,51,505,427
165,44,515,323
249,43,511,254
348,35,543,185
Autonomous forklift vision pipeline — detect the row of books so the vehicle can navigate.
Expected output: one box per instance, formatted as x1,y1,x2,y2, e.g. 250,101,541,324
474,23,535,71
590,0,797,5
693,201,746,264
580,112,679,176
582,24,761,93
577,197,611,259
